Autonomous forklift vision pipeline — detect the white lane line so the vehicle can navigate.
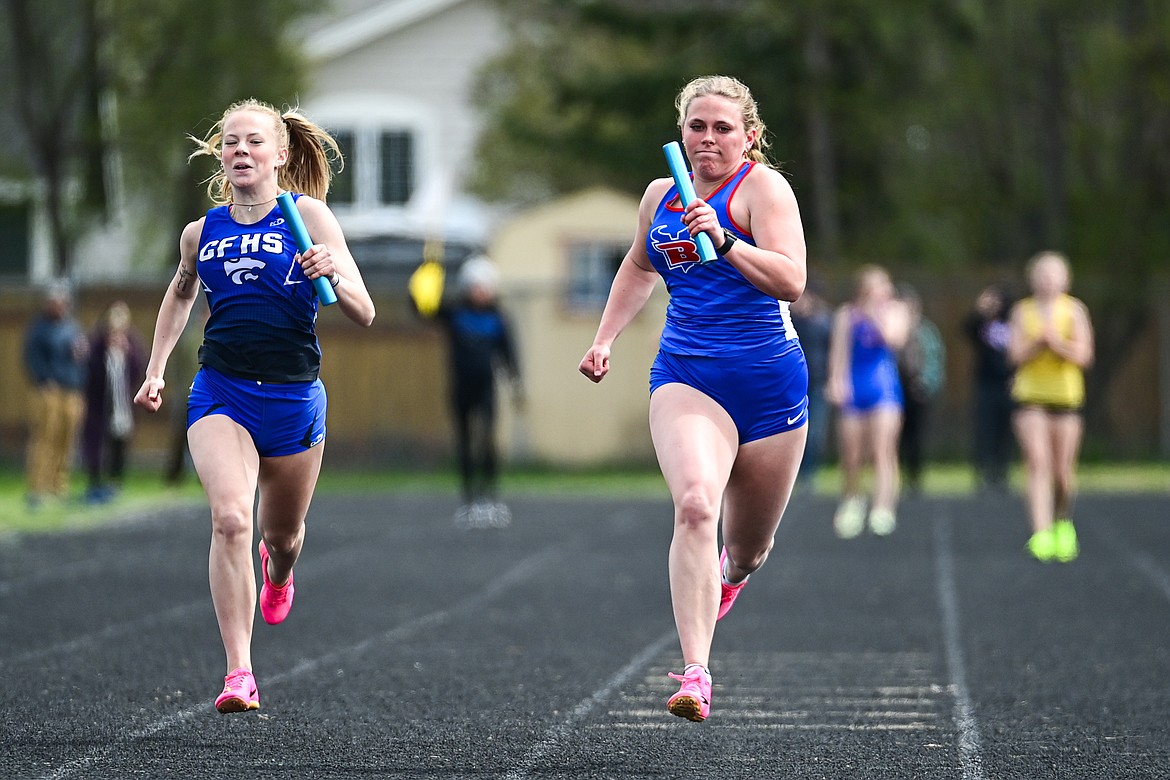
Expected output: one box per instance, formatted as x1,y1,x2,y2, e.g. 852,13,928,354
0,557,116,597
610,650,950,741
36,545,562,780
0,541,378,668
502,629,676,780
609,708,943,722
0,600,206,670
269,544,561,684
0,506,207,597
602,721,943,732
933,509,986,780
1092,526,1170,603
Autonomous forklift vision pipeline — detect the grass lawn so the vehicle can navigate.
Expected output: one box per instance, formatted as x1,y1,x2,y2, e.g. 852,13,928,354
1,461,1165,535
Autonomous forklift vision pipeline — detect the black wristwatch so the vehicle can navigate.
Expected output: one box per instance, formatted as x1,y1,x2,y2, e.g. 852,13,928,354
716,229,738,255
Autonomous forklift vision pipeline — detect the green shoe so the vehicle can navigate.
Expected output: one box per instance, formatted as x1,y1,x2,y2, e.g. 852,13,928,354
1026,527,1057,562
1053,519,1079,563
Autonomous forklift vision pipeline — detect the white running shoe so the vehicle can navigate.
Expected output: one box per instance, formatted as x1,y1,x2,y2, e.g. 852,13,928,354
868,507,897,536
833,496,867,539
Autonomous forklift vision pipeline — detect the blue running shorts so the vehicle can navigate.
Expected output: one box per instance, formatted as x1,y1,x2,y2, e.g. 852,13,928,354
187,366,327,457
649,344,809,445
841,362,903,416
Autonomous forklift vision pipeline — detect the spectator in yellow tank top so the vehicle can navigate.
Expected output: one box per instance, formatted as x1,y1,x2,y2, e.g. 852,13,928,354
1007,251,1094,563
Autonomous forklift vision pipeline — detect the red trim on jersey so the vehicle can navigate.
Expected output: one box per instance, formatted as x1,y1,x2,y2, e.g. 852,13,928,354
725,162,755,237
666,160,754,213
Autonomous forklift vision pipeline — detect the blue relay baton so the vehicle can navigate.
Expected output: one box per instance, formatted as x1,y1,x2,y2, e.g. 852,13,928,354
276,192,337,306
662,141,718,264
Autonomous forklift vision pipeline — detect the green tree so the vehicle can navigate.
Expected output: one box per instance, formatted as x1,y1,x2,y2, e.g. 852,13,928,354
110,0,315,269
473,0,1170,451
0,0,315,276
471,0,953,264
474,0,1168,269
2,0,108,276
902,0,1170,441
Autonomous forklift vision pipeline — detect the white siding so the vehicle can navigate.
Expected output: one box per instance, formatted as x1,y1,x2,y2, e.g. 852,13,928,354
305,0,503,243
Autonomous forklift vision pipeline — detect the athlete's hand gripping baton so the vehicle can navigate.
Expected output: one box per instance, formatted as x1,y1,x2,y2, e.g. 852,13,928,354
662,141,718,265
276,192,337,306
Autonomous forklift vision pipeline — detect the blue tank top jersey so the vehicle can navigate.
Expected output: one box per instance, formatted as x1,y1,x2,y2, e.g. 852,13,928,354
645,161,797,357
196,194,322,382
846,310,903,411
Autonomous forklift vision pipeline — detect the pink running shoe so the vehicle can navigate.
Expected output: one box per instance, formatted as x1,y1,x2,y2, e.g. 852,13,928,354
215,667,260,713
258,541,294,625
667,664,712,722
717,547,747,621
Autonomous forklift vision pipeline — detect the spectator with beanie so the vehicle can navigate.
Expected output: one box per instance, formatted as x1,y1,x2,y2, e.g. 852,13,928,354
412,254,524,528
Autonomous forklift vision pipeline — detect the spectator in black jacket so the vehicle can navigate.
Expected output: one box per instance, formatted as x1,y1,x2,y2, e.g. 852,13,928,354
963,283,1015,492
412,254,523,527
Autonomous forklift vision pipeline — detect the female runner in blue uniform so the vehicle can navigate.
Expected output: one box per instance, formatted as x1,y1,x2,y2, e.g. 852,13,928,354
826,264,911,538
579,75,809,722
134,99,375,713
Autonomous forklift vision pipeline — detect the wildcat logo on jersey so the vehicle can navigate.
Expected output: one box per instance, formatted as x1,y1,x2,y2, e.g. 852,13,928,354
225,257,266,285
650,226,701,272
200,232,287,286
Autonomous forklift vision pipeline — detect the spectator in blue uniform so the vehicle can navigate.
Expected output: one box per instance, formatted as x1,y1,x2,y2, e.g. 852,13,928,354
134,98,375,714
579,75,808,723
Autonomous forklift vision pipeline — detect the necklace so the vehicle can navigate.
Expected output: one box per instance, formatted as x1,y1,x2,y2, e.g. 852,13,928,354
230,196,277,213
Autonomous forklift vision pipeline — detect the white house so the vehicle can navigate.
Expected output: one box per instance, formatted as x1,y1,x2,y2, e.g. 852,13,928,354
2,0,674,467
16,0,507,284
303,1,667,465
298,0,509,281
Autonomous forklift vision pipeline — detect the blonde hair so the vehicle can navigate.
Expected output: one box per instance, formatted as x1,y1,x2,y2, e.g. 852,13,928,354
188,98,343,205
1026,250,1071,293
1026,250,1069,275
675,75,772,166
853,263,892,300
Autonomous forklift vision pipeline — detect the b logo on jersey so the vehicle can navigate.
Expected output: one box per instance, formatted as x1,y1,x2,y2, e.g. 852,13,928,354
225,257,266,285
650,226,701,272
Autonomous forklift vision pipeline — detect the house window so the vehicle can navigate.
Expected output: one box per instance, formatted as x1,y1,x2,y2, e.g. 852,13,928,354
380,131,413,206
324,127,415,208
566,241,626,309
330,129,355,205
0,202,30,275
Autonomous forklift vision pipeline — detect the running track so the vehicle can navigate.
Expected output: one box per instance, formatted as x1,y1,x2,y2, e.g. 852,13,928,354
1,489,1168,779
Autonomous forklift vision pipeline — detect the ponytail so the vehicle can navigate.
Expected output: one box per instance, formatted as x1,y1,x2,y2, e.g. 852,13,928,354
188,98,344,205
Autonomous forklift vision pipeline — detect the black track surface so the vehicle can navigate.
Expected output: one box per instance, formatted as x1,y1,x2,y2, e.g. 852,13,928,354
2,489,1168,779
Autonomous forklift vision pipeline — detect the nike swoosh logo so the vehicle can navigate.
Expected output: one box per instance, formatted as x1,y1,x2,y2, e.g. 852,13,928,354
788,410,806,425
